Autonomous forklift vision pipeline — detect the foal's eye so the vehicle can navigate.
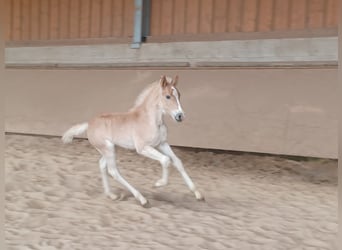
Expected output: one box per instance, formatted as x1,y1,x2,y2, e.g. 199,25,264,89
166,95,171,99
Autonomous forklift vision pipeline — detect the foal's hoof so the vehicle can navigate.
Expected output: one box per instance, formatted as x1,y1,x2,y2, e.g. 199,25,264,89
195,191,205,201
197,196,205,202
141,200,151,208
154,179,168,188
106,193,120,201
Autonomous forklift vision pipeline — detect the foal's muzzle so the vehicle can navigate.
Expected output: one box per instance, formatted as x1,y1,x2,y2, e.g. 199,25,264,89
175,112,184,122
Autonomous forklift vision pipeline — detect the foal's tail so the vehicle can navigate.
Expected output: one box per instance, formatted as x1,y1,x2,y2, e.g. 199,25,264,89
62,122,89,144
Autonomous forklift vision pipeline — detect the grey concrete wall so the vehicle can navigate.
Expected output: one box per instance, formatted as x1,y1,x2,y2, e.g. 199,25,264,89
5,68,338,158
5,37,338,67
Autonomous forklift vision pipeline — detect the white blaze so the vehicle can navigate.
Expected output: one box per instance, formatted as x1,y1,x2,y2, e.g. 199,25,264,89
171,87,183,114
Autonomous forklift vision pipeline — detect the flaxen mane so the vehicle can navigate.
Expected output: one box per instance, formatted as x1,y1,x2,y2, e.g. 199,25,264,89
132,81,159,108
132,77,173,108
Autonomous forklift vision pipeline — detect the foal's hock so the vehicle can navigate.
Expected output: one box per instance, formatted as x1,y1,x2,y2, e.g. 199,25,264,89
62,75,204,207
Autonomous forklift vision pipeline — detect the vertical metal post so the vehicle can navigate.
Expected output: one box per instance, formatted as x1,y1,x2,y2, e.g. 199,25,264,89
131,0,144,49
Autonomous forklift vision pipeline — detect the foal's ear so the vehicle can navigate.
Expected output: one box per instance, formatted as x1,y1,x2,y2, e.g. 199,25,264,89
172,75,179,86
159,75,168,88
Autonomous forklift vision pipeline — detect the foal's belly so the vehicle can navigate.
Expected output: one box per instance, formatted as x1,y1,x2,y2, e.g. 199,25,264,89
87,115,136,150
112,137,136,150
87,115,167,151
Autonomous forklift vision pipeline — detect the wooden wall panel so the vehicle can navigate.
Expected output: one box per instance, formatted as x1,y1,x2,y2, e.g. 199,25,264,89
307,0,325,28
30,0,39,40
21,0,31,40
101,0,112,37
80,0,91,38
69,0,80,38
227,0,243,32
150,0,338,37
123,0,134,36
40,0,50,40
150,0,161,35
5,0,12,40
185,0,200,34
12,0,22,40
59,0,70,39
258,0,274,32
213,0,227,33
289,0,307,30
90,0,101,38
173,0,186,34
112,0,124,36
325,0,338,27
241,0,258,32
50,0,60,39
5,0,338,42
273,0,290,30
160,0,173,35
6,0,134,41
199,0,214,33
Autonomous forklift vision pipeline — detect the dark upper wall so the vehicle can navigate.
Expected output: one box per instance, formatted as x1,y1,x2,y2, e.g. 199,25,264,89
5,0,134,42
5,0,338,44
150,0,338,37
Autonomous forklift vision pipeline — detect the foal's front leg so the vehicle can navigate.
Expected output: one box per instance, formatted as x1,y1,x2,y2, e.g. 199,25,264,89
158,142,205,201
137,145,171,187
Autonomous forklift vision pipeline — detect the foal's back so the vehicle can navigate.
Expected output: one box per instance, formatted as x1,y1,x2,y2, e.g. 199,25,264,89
87,111,140,151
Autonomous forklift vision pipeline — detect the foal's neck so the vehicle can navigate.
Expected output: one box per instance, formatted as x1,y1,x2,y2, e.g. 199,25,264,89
132,89,164,126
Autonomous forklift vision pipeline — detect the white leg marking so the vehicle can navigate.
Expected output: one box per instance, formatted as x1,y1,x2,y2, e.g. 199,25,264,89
138,146,171,187
158,143,204,200
99,157,118,200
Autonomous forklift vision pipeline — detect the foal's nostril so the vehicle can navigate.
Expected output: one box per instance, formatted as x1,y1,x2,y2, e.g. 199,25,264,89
175,113,183,121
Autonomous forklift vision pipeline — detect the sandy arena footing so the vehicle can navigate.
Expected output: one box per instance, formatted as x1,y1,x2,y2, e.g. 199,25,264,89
5,134,338,250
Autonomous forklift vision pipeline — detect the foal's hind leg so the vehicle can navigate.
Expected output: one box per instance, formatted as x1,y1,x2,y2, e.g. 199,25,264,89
104,142,149,207
158,142,204,201
98,157,119,200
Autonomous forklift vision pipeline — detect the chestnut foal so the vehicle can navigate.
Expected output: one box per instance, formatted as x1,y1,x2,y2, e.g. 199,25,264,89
62,76,204,207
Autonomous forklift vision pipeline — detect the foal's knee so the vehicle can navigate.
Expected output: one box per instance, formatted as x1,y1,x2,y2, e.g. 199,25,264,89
99,157,106,170
161,155,171,167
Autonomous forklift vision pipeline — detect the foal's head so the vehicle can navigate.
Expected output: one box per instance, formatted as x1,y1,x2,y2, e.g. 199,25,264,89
159,75,184,122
